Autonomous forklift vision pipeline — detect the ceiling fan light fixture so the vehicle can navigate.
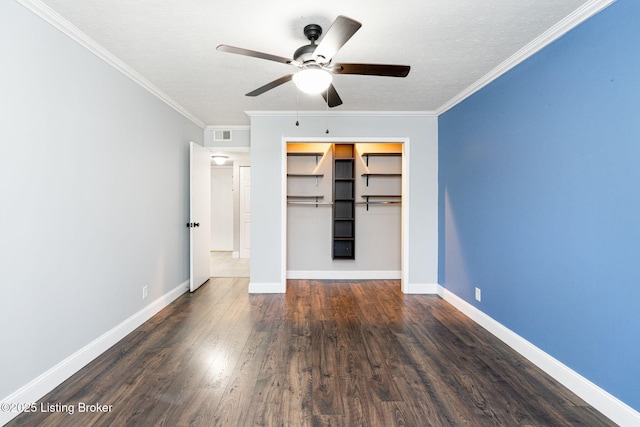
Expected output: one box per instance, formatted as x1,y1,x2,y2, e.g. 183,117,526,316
211,155,229,165
218,16,408,109
292,68,333,94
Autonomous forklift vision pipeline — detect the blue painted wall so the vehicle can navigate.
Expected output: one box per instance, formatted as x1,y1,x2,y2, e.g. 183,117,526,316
439,0,640,411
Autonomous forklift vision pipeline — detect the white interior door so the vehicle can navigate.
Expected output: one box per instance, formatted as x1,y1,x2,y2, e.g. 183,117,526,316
239,166,251,259
189,141,211,292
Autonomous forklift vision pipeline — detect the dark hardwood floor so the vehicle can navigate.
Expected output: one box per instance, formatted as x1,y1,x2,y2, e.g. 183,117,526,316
8,279,615,426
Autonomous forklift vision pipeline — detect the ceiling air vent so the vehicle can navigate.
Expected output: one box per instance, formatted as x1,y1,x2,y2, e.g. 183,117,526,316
214,129,232,141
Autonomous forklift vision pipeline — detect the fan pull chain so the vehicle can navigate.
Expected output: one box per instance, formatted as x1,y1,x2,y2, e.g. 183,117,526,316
325,87,330,134
295,87,300,126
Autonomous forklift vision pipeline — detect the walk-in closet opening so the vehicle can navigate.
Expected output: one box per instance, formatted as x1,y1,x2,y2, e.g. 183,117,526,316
285,141,405,282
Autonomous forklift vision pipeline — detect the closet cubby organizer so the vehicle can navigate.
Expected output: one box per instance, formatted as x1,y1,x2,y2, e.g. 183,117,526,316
332,144,355,259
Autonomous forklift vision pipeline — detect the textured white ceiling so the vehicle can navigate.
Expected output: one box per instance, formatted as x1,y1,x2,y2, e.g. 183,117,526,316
38,0,593,126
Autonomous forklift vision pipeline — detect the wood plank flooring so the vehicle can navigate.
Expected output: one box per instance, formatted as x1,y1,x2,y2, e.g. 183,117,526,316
8,279,615,426
210,251,249,278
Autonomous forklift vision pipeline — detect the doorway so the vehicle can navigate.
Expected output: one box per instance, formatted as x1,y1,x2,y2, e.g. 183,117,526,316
208,149,251,278
283,138,409,286
239,165,251,259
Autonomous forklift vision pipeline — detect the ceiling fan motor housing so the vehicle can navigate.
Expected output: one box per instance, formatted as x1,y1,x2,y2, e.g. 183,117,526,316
294,24,323,63
303,24,322,42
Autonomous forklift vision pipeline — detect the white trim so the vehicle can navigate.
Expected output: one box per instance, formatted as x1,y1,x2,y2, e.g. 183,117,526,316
439,285,640,427
401,140,410,291
15,0,206,129
286,137,410,143
232,251,240,259
287,270,401,280
0,280,189,426
281,137,289,289
248,281,286,293
246,111,437,118
436,0,616,115
403,283,440,294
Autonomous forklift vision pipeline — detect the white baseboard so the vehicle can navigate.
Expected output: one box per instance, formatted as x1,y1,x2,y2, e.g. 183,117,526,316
0,280,189,426
403,282,440,294
287,270,401,280
438,285,640,427
248,281,285,293
232,251,240,259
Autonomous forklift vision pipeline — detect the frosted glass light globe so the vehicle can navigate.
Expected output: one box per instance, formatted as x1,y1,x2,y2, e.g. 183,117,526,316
292,68,333,94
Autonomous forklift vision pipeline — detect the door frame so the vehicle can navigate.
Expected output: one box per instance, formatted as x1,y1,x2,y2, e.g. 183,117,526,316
280,136,410,291
238,165,251,259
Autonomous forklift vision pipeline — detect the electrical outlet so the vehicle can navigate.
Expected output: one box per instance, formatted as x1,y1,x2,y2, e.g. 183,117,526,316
475,287,481,302
142,285,148,300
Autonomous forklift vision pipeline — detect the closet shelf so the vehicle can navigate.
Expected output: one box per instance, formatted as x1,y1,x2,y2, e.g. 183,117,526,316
287,152,324,156
287,151,324,165
361,173,401,185
361,152,401,166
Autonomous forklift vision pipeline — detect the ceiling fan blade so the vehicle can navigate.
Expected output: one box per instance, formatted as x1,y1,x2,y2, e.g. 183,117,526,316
332,63,410,77
321,84,343,108
246,74,294,97
217,44,292,65
313,16,362,63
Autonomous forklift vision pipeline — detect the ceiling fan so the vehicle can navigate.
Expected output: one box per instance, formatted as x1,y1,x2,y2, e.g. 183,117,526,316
217,15,410,107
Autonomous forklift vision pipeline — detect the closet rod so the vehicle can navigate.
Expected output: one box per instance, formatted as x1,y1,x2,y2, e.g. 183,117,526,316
287,201,333,206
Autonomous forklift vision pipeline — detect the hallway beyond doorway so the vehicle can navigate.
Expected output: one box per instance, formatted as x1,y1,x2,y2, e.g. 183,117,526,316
211,251,249,277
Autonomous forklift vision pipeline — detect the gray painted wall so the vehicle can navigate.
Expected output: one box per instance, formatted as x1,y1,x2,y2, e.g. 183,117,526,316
0,0,203,399
248,113,438,291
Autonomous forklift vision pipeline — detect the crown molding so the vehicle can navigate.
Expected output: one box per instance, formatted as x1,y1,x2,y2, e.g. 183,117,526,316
16,0,207,129
245,110,437,118
436,0,616,115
